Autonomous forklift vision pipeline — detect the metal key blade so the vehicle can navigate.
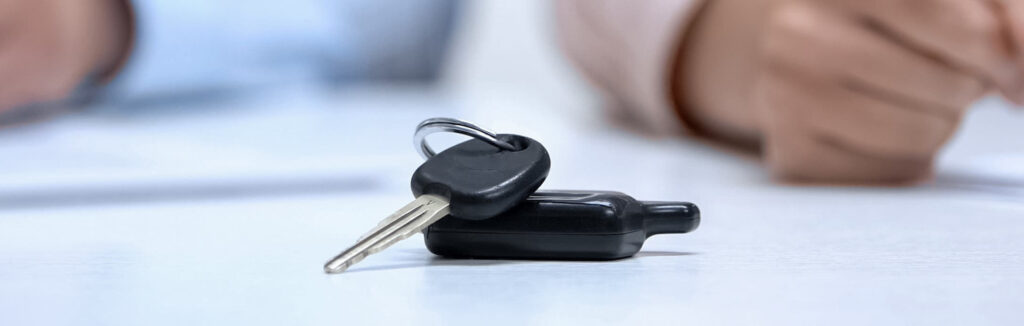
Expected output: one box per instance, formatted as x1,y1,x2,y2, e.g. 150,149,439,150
323,194,450,274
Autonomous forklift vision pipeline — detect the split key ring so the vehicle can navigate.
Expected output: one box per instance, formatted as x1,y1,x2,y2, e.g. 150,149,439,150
413,117,518,159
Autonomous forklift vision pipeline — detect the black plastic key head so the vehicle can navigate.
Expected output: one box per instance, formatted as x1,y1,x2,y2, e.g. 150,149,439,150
411,134,550,220
423,190,700,260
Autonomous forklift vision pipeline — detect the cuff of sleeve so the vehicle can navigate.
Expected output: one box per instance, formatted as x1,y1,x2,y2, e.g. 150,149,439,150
620,0,707,136
557,0,707,136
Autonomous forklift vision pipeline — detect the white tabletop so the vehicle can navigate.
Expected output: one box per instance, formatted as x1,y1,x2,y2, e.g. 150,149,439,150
1,86,1023,325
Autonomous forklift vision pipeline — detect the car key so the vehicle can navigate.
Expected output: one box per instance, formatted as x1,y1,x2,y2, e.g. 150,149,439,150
323,128,550,273
422,190,700,260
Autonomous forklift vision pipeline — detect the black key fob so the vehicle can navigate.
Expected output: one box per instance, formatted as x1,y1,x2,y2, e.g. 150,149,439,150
411,134,550,220
423,190,700,260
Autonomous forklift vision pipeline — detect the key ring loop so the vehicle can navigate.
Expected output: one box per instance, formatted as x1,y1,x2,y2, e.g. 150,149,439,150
414,117,517,159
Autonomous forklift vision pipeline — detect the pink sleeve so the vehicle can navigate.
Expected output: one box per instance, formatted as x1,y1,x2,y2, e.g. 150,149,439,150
555,0,706,135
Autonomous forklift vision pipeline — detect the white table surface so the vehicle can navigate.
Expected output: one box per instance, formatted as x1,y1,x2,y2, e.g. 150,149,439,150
1,86,1023,325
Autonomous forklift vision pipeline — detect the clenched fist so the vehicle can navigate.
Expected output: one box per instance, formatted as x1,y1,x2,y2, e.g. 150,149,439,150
0,0,131,112
679,0,1024,183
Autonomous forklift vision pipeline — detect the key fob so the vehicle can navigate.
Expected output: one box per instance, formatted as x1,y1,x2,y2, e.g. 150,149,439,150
411,134,550,220
423,190,700,260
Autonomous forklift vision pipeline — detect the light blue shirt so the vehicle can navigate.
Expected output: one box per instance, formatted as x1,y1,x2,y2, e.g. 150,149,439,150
108,0,458,100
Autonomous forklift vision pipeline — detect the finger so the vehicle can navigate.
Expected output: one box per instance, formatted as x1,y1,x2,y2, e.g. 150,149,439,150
757,79,936,183
821,0,1020,99
764,124,934,184
763,4,987,116
759,94,933,183
762,69,957,163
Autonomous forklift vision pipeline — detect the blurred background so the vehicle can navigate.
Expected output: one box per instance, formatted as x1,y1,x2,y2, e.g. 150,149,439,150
0,0,603,209
3,1,1024,325
0,0,1021,210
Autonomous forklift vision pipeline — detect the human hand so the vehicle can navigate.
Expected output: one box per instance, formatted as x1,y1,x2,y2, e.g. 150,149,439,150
679,0,1023,183
0,0,130,113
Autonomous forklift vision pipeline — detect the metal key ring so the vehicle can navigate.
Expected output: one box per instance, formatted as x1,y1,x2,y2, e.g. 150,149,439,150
414,117,517,159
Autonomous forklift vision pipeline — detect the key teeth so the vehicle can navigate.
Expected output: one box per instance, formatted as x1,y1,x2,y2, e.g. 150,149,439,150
323,195,451,275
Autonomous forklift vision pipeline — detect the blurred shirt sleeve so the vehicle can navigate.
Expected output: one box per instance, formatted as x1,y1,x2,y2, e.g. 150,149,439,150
554,0,705,135
107,0,457,99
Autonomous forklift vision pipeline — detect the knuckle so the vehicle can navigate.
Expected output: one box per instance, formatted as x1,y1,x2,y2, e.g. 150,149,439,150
762,2,828,73
961,9,999,38
767,1,821,37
